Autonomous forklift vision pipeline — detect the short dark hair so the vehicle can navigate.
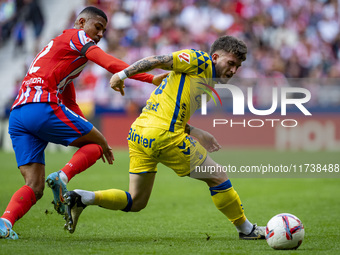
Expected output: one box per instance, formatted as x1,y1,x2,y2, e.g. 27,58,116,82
79,6,108,22
209,35,247,61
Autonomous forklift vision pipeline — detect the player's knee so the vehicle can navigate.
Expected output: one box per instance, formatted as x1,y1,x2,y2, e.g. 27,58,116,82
92,143,103,158
80,143,103,159
130,206,145,212
130,201,148,212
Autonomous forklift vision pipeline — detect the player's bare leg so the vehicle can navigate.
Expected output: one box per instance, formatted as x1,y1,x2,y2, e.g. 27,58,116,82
20,163,46,201
70,126,114,165
190,155,265,240
128,173,156,212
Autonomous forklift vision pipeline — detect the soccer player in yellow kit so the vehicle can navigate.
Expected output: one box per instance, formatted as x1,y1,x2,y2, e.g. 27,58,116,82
63,35,265,239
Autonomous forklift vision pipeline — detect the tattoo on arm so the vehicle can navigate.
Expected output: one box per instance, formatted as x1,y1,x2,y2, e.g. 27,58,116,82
154,55,173,70
124,54,173,77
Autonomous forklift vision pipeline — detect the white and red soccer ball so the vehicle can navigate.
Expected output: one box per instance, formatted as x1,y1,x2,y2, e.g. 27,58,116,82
265,213,304,250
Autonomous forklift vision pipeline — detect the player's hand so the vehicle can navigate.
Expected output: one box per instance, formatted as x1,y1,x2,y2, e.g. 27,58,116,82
101,145,114,165
191,128,221,153
203,134,222,153
110,74,125,96
152,73,169,86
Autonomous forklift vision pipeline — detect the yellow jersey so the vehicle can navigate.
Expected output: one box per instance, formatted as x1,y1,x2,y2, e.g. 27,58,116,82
132,49,216,132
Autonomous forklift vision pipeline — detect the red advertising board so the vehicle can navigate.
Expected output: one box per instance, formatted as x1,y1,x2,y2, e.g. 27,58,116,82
101,114,340,151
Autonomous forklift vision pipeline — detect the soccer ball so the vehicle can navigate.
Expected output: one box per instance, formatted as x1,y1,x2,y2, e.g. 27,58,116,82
265,213,304,250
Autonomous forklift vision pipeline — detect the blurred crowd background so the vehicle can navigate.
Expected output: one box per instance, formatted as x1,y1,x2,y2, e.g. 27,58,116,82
1,0,340,118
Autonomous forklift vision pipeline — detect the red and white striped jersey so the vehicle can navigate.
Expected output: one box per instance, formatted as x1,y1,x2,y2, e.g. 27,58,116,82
11,28,154,111
12,29,98,109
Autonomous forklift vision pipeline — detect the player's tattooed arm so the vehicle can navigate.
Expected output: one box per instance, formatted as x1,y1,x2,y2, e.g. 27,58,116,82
111,54,172,95
124,54,173,77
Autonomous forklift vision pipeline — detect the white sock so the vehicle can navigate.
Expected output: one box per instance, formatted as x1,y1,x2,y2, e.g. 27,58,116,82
235,219,253,234
1,218,13,229
74,189,95,205
59,171,68,184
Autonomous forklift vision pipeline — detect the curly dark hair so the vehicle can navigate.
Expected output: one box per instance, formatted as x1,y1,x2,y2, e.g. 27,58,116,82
209,35,247,61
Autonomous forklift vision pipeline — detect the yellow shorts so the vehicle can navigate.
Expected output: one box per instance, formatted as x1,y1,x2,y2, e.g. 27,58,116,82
128,125,207,177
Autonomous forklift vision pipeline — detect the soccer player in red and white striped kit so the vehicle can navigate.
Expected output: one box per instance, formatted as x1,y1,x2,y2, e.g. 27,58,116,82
0,6,165,239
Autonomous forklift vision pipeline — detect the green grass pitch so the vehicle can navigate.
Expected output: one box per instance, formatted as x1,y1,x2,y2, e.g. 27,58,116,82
0,149,339,254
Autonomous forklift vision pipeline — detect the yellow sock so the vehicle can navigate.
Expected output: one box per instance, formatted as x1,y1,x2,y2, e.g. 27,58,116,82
210,180,246,226
94,189,129,210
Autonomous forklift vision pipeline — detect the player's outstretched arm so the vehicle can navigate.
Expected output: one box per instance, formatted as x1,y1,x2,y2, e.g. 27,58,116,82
110,55,173,95
85,47,155,84
124,55,174,75
185,124,222,153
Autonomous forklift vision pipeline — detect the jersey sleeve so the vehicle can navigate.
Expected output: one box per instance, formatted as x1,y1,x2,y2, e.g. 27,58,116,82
85,46,154,83
69,29,154,84
172,49,199,74
172,49,214,79
70,30,97,56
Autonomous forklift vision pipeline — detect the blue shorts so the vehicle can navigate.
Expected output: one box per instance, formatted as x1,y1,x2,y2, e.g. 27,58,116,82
8,103,93,167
